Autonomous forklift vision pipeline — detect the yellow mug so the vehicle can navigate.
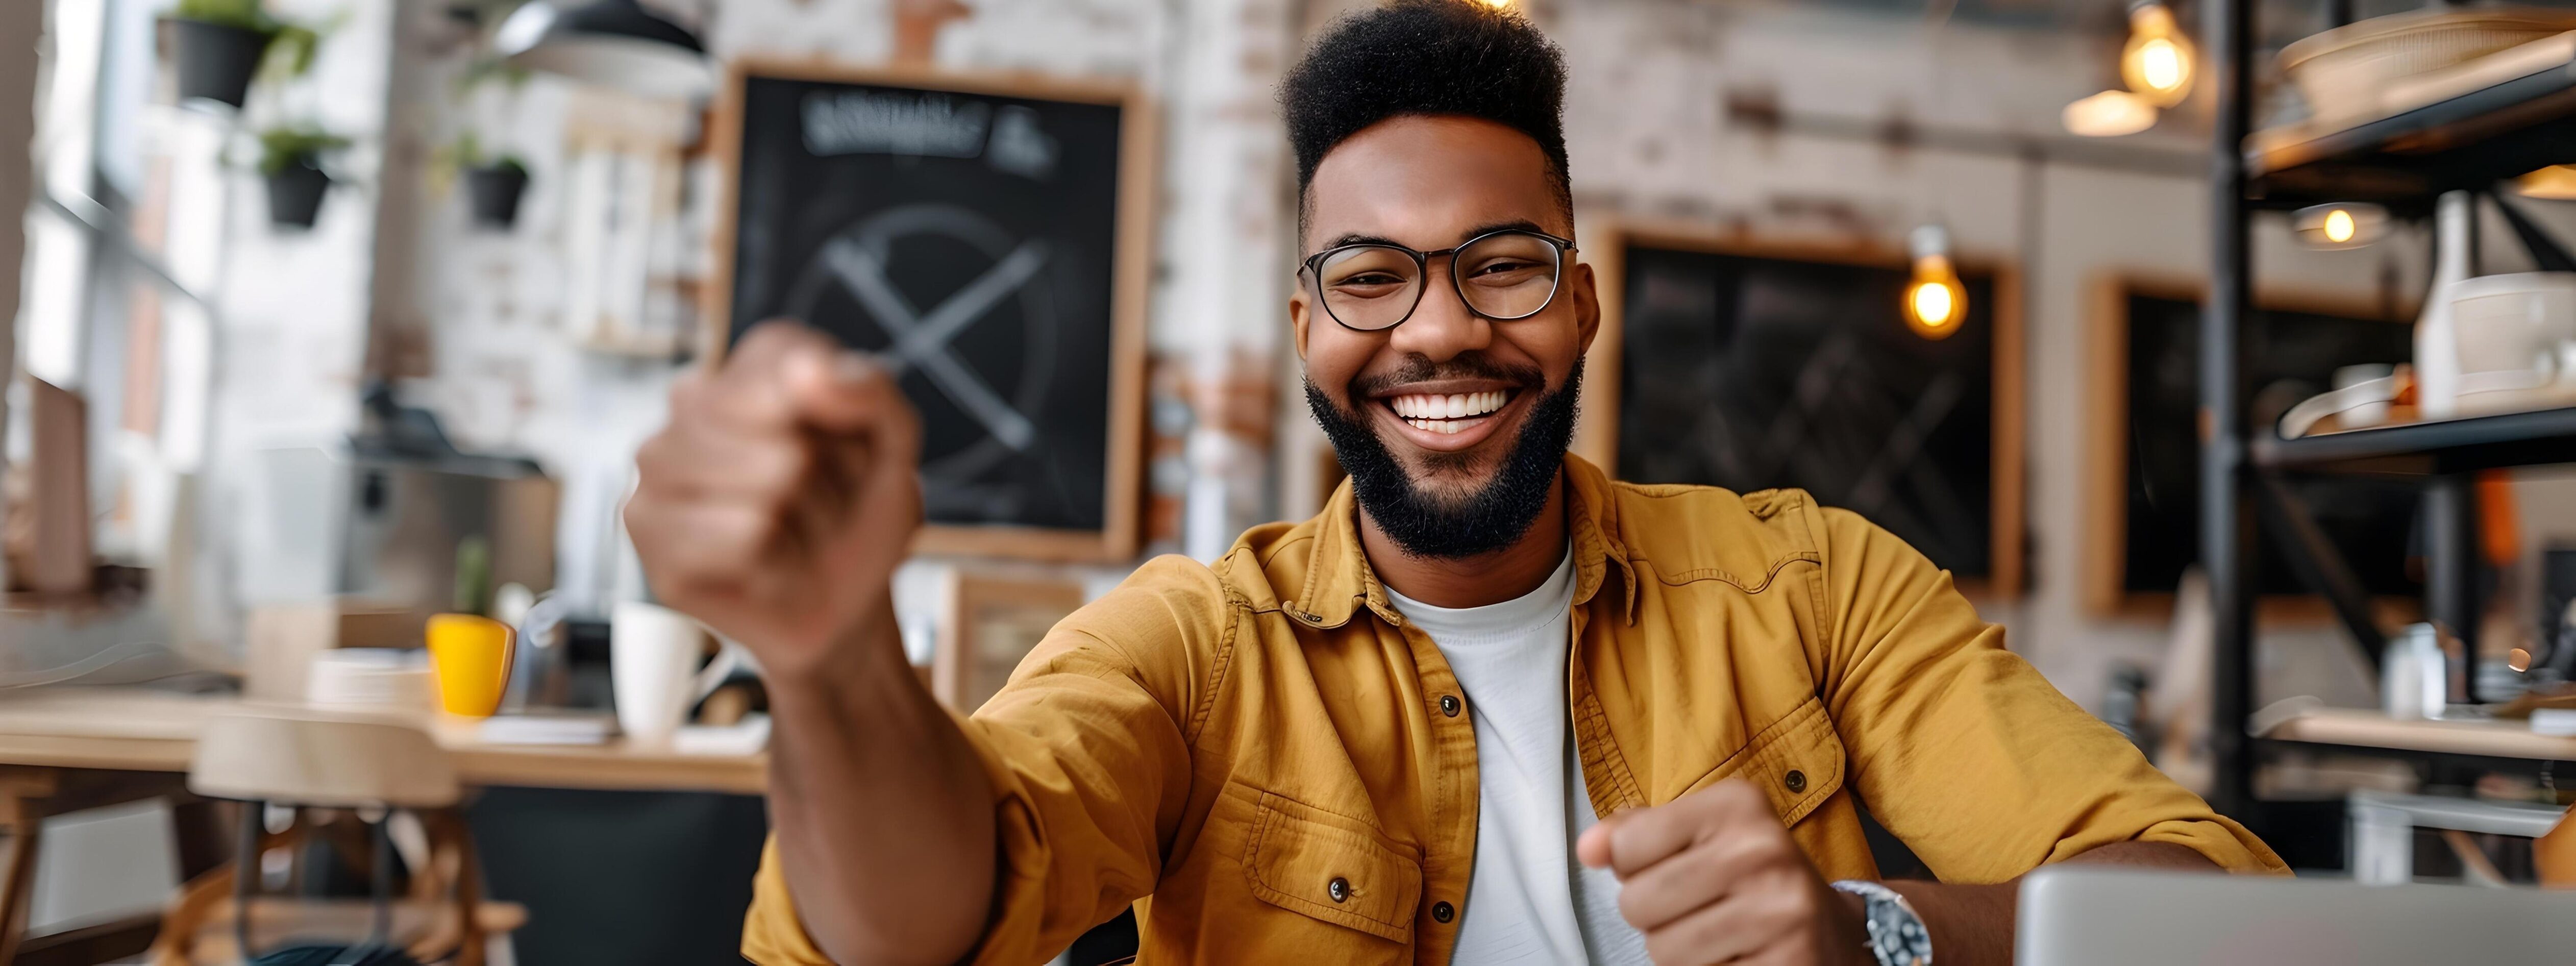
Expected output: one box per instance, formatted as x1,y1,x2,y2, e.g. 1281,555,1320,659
426,613,515,717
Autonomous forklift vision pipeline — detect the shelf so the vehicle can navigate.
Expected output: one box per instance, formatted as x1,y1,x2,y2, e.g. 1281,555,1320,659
2253,404,2576,474
2247,52,2576,207
2260,706,2576,762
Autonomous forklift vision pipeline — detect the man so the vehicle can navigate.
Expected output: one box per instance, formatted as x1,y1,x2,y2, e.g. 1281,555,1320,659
627,3,2284,964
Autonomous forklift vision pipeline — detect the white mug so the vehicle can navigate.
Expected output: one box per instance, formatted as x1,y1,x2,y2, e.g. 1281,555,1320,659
611,601,742,747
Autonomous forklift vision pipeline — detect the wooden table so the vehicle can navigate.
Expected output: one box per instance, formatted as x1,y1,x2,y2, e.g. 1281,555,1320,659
0,688,768,795
0,687,767,963
2260,705,2576,761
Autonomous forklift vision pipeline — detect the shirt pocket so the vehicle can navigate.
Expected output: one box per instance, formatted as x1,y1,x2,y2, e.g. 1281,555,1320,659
1239,789,1423,946
1680,696,1846,826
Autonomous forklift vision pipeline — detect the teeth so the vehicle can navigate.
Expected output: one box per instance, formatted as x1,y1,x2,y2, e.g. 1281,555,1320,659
1388,390,1508,422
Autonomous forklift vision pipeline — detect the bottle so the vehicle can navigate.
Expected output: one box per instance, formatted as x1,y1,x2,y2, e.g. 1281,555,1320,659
2417,191,2473,419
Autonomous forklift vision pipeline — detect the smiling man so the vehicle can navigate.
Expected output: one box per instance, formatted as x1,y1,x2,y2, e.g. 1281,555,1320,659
626,3,2283,964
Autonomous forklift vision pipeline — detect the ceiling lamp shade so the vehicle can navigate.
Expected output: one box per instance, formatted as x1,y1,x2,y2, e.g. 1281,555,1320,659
493,0,713,101
2063,89,2157,137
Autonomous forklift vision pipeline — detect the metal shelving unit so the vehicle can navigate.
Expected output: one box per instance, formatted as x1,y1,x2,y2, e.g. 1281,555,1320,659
2205,3,2576,820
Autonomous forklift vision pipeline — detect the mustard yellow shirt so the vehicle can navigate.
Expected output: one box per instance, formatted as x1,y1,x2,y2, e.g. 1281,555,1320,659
745,454,2283,964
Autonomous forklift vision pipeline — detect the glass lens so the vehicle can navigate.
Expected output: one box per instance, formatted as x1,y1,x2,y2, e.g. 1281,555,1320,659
1453,232,1562,319
1315,245,1424,330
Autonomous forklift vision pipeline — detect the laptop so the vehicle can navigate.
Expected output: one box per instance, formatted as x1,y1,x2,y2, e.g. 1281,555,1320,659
2017,865,2576,965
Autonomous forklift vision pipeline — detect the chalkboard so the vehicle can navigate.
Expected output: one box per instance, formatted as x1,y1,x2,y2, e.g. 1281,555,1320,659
709,64,1150,561
1606,241,2018,585
2112,290,2419,599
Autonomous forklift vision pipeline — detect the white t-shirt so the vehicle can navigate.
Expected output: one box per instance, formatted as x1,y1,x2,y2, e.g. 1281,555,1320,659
1386,552,1650,965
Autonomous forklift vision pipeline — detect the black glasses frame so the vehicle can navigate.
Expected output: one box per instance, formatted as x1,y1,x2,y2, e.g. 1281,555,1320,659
1298,228,1578,332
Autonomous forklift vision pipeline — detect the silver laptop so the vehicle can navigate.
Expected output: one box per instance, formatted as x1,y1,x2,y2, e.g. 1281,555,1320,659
2018,865,2576,965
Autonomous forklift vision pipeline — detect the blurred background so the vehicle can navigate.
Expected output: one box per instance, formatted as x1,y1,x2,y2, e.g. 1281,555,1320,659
10,0,2576,962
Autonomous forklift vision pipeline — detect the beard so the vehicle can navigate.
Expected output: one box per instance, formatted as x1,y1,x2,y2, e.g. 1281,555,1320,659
1304,355,1582,560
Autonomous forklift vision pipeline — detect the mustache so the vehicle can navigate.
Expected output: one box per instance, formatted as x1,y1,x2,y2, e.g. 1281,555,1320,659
1348,354,1546,399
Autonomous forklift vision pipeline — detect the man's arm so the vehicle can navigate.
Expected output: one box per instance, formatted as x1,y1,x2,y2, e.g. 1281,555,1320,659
1576,782,2220,966
627,323,993,964
763,603,997,963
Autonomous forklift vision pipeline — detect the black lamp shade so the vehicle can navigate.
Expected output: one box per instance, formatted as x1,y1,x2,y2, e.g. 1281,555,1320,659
494,0,712,101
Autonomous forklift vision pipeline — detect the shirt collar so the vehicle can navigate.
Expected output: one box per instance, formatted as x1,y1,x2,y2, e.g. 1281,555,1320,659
1291,453,1637,630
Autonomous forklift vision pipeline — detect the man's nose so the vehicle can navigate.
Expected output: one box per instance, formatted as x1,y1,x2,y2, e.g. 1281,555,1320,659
1387,268,1492,364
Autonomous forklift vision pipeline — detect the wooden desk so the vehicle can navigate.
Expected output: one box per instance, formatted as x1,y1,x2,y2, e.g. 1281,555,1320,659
2261,705,2576,761
0,688,767,962
0,688,768,795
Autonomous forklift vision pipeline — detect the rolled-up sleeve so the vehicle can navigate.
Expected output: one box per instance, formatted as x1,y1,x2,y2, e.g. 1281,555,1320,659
1807,506,2287,880
741,555,1231,964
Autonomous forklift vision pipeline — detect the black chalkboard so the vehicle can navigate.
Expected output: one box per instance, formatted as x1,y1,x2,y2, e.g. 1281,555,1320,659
1614,244,2004,580
714,67,1144,559
2119,293,2419,596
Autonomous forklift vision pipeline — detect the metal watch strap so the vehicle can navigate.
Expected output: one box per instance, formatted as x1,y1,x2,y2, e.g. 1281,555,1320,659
1829,879,1931,966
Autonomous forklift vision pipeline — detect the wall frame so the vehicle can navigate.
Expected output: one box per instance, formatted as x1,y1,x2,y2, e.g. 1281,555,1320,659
2083,273,2423,622
703,59,1155,563
1575,217,2025,596
933,571,1088,713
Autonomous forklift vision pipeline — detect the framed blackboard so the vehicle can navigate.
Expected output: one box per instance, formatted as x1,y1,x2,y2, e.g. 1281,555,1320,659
706,63,1153,562
1575,227,2025,592
2082,278,2421,615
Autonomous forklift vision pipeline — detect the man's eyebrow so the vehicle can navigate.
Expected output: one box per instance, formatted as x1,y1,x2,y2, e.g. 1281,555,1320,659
1315,220,1555,253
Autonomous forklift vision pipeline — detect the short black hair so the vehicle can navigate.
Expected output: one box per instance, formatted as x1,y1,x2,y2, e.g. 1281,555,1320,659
1279,0,1572,234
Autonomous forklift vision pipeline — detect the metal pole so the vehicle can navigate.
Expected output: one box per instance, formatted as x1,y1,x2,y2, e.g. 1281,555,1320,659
2424,475,2480,702
2205,0,2260,821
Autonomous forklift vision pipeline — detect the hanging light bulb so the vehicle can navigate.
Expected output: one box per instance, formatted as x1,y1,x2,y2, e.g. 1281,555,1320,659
2292,202,2388,250
2121,2,2195,107
1904,224,1967,340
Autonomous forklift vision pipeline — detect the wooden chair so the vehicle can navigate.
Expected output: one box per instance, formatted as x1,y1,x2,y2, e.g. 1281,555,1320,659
148,711,525,965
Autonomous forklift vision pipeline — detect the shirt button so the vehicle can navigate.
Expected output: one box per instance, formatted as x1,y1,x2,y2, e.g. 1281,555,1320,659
1785,769,1807,793
1439,695,1461,717
1328,877,1350,903
1431,901,1455,924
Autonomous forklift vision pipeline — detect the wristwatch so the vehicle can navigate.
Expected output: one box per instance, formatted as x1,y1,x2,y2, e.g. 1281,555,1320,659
1830,880,1931,966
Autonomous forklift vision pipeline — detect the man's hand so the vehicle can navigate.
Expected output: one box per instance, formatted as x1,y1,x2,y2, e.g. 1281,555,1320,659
625,320,923,676
1576,779,1870,966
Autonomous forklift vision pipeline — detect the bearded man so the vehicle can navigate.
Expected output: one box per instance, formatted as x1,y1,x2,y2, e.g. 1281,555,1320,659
626,3,2283,964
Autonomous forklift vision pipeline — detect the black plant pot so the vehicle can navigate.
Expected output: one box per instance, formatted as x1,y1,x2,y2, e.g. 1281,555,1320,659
264,161,331,229
464,165,530,230
167,18,272,109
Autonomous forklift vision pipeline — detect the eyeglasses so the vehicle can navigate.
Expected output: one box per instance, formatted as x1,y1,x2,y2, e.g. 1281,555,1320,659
1299,228,1577,332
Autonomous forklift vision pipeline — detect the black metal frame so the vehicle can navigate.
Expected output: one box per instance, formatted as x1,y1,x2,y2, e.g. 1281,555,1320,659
2206,0,2576,821
1298,228,1578,332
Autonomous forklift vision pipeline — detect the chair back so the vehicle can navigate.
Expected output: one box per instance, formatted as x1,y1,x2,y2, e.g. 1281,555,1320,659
188,710,459,808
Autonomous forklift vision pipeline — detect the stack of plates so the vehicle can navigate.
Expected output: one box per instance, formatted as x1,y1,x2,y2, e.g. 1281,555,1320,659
306,648,436,711
2281,8,2576,121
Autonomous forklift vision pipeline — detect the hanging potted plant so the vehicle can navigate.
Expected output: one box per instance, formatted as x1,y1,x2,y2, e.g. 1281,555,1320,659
257,127,349,230
441,133,532,230
162,0,317,109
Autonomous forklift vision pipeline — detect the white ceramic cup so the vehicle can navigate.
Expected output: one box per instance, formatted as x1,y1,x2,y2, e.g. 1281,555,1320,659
611,601,741,747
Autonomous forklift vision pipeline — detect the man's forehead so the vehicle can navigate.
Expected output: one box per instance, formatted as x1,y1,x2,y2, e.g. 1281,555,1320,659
1302,114,1566,251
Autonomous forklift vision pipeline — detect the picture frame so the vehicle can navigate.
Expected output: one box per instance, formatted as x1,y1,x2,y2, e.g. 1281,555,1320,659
703,59,1156,563
933,571,1089,713
1575,217,2026,597
2082,273,2422,622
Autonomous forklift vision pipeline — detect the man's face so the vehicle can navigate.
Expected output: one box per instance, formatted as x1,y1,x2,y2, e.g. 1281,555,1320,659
1292,114,1598,556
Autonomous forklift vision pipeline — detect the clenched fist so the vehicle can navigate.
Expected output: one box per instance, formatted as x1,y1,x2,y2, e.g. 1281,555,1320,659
1576,779,1870,966
625,321,923,675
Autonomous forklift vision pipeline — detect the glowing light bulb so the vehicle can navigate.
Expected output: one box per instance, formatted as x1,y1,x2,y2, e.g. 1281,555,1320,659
1902,225,1966,339
2138,38,2183,93
1478,0,1514,8
2120,3,2195,107
2323,208,2356,244
1910,281,1956,330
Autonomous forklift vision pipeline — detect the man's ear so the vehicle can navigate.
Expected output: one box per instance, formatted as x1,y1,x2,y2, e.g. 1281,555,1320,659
1569,261,1601,356
1289,280,1313,362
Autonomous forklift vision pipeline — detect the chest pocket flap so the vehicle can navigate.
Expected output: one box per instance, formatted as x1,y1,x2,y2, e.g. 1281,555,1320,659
1686,697,1846,825
1242,790,1422,943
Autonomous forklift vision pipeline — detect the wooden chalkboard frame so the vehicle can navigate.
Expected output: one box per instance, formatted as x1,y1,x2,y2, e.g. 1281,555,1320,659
703,60,1155,563
1573,217,2026,598
2080,273,2423,623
